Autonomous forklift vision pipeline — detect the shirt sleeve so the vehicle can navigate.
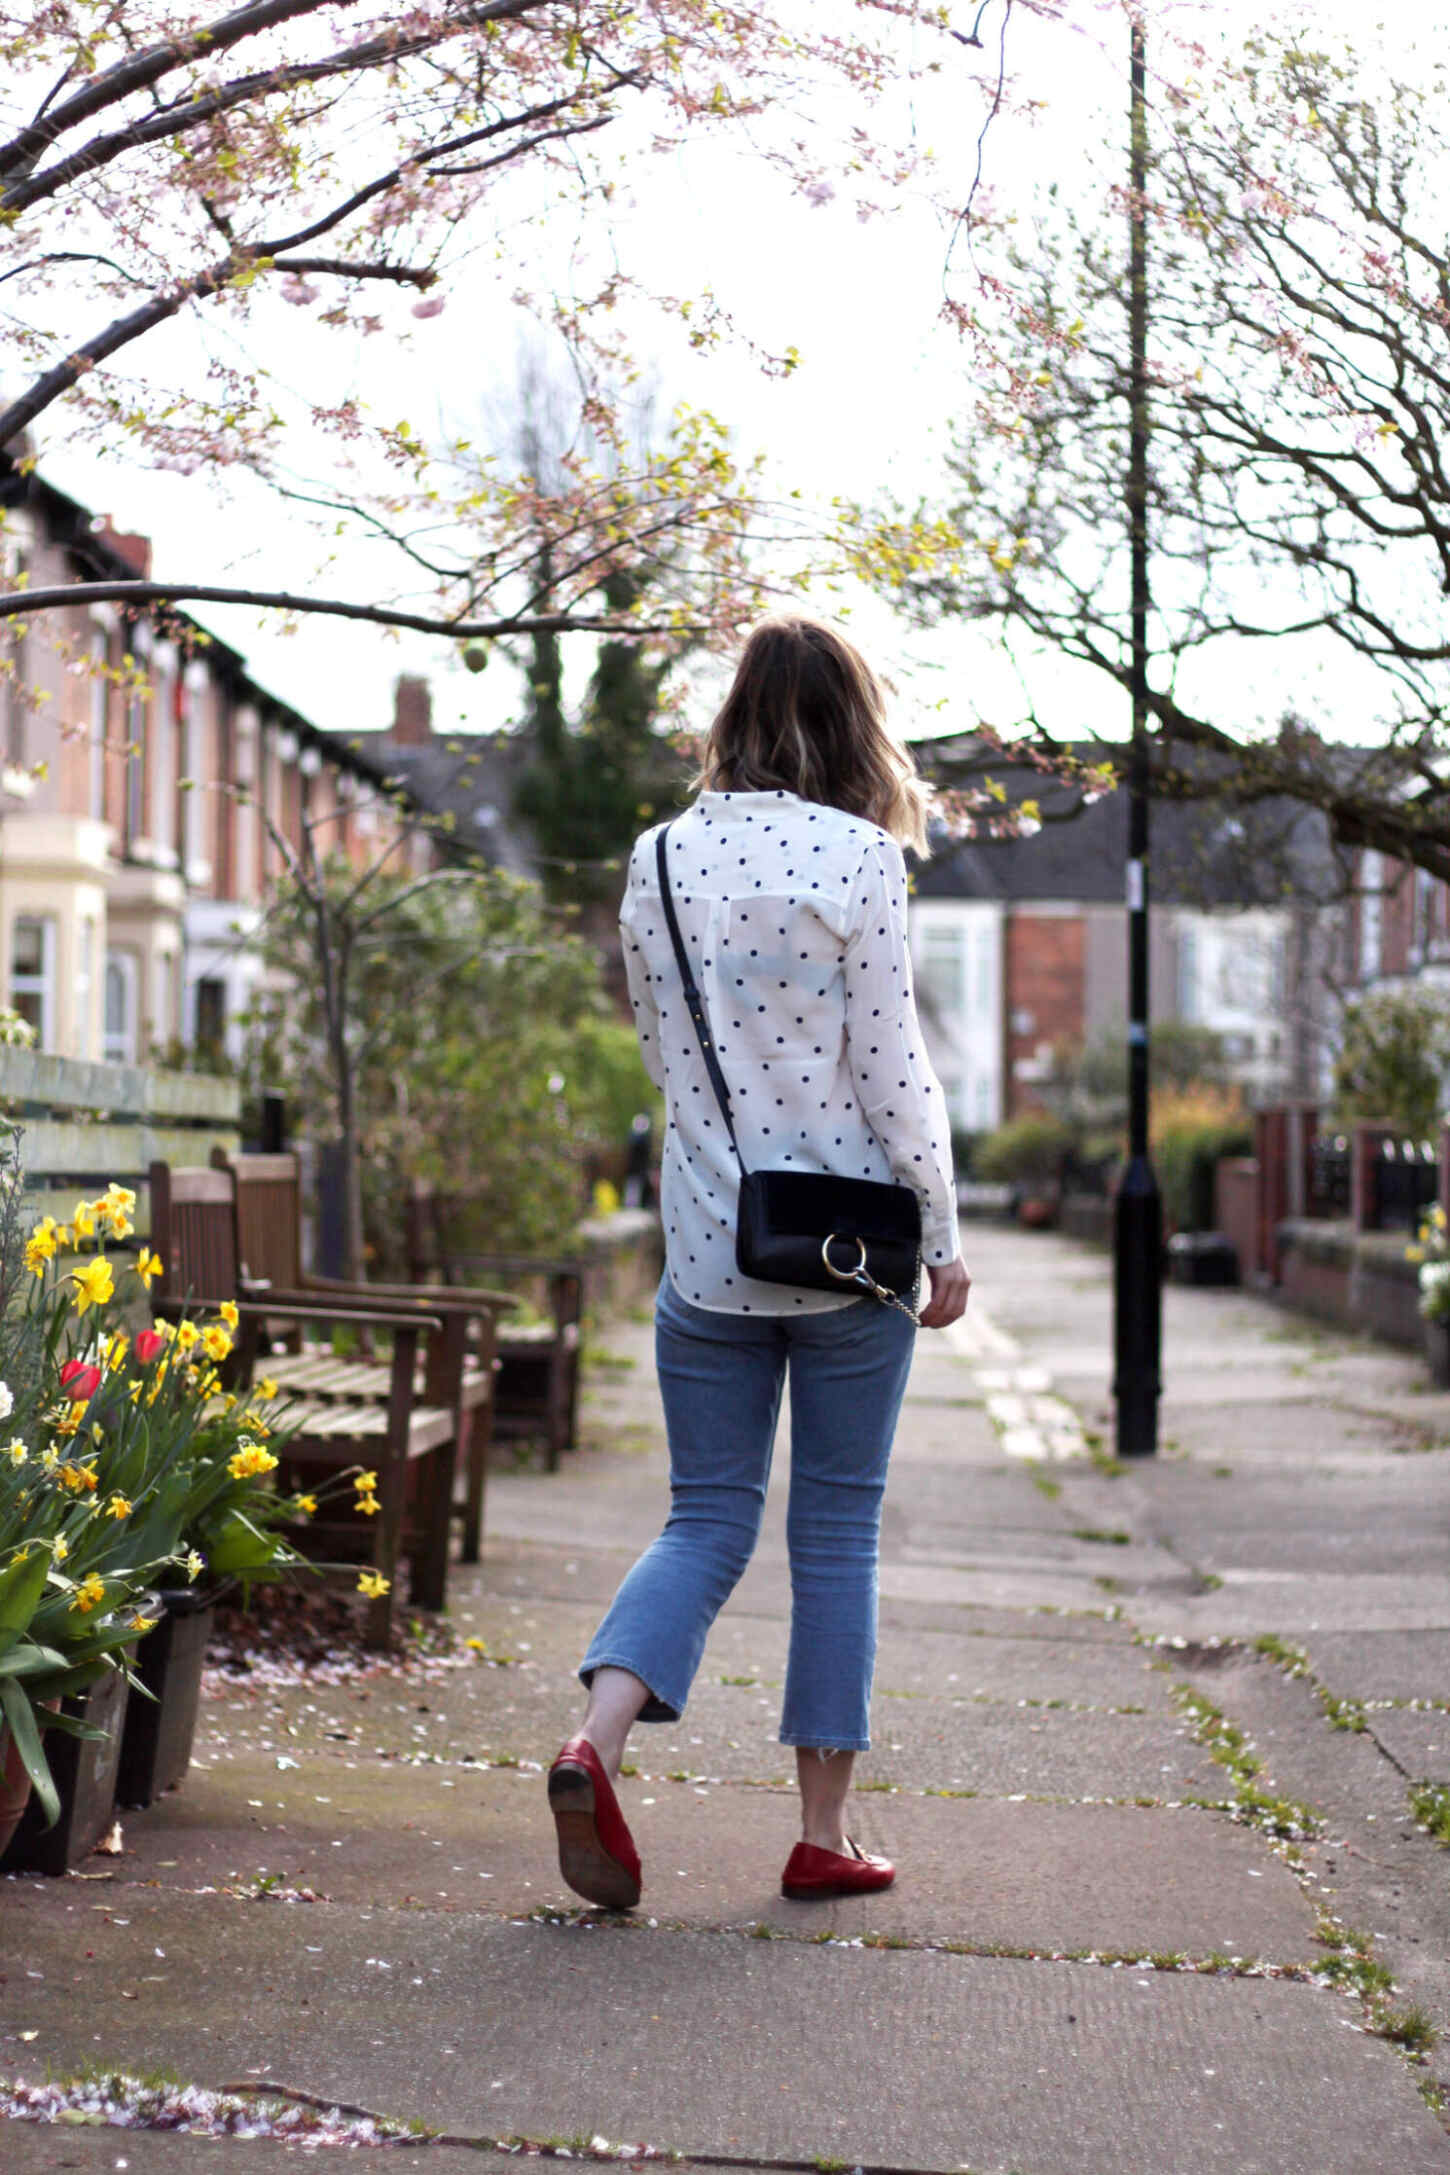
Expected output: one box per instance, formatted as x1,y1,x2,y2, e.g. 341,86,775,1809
620,833,666,1093
842,834,961,1267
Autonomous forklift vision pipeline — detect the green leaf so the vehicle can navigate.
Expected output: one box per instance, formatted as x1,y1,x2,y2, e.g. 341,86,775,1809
0,1549,51,1661
0,1675,58,1829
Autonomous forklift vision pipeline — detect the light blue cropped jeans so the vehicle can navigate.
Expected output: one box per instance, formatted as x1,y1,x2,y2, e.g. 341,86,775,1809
578,1273,917,1751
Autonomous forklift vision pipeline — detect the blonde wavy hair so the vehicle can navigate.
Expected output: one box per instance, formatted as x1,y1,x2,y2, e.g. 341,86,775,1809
696,615,932,856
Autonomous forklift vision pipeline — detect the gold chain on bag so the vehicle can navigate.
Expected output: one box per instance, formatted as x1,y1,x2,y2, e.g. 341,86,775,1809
821,1235,922,1326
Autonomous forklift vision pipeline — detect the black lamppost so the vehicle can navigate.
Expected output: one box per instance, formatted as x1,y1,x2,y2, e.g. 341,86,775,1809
1113,16,1163,1457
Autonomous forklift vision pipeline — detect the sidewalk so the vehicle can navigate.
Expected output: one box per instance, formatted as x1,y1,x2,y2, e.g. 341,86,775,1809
5,1222,1450,2173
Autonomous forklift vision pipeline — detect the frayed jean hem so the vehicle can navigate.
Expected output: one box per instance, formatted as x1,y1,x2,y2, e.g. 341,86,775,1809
779,1736,870,1755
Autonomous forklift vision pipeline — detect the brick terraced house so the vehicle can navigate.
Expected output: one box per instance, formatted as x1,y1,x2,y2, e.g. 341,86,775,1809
0,465,428,1065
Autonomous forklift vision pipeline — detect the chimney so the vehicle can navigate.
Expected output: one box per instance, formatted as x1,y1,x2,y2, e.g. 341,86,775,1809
93,517,152,578
391,674,433,745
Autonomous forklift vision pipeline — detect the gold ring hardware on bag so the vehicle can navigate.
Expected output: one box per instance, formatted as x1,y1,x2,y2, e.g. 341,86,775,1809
821,1231,922,1324
822,1233,868,1282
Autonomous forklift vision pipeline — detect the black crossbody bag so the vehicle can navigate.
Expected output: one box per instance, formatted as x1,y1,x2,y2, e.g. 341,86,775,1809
655,825,921,1317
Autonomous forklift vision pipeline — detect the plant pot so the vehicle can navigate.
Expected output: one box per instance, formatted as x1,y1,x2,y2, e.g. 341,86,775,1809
0,1667,129,1876
1425,1315,1450,1388
0,1723,33,1859
115,1588,216,1810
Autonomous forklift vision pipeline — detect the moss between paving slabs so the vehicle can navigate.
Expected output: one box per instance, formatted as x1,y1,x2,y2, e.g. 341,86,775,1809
1167,1666,1443,2110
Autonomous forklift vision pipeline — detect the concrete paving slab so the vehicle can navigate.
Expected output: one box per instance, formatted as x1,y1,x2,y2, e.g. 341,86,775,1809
1302,1630,1450,1704
470,1541,1132,1645
1367,1709,1450,1783
187,1671,1222,1799
197,1632,1175,1792
102,1758,1310,1958
0,2138,525,2175
6,1896,1446,2175
1124,1464,1450,1579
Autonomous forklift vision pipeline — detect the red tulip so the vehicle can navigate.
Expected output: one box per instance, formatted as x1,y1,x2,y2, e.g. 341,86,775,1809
59,1359,102,1402
133,1330,166,1366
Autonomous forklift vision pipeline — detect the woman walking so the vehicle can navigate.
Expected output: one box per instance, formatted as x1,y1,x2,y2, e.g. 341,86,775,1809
548,615,970,1909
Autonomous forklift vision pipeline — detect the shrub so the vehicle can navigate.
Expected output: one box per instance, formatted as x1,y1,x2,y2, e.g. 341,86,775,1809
1152,1092,1253,1233
1333,989,1450,1144
973,1114,1076,1188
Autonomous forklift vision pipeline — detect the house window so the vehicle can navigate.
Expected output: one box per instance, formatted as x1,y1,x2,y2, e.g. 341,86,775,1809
11,916,55,1047
74,919,95,1055
1176,923,1198,1022
917,922,966,1019
3,553,27,769
103,950,138,1065
88,627,108,821
124,686,146,848
1359,852,1383,980
195,976,226,1059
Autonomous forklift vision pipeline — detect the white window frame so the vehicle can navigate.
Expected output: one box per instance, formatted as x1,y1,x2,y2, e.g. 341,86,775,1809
73,918,95,1056
11,915,56,1049
103,949,139,1066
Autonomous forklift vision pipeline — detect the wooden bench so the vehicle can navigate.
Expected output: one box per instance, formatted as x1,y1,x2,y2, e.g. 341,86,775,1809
151,1162,469,1645
213,1150,517,1565
406,1187,585,1471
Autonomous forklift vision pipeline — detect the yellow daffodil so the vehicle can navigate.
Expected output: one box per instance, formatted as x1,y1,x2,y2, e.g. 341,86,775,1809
355,1491,380,1517
40,1446,60,1474
70,1571,106,1614
54,1406,82,1437
5,1438,25,1467
218,1300,239,1330
101,1329,129,1371
357,1570,390,1599
70,1256,114,1317
23,1233,53,1277
129,1613,158,1634
354,1469,379,1494
464,1636,487,1652
185,1549,205,1582
296,1494,317,1516
227,1441,279,1480
151,1316,175,1342
103,1183,137,1215
105,1206,134,1240
72,1200,97,1240
55,1224,74,1248
202,1325,232,1362
57,1461,96,1494
174,1320,199,1352
105,1494,132,1520
256,1377,279,1402
135,1247,163,1289
51,1533,68,1562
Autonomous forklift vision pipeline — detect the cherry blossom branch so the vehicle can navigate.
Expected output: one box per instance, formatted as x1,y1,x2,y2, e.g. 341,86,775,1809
0,251,435,446
0,579,698,643
0,2,563,217
0,0,329,180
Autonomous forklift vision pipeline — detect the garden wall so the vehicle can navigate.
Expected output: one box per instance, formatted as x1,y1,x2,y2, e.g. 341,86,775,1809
1276,1219,1422,1350
2,1050,241,1229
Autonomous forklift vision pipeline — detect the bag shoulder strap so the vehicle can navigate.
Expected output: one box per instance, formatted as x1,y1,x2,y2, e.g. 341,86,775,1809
655,823,746,1172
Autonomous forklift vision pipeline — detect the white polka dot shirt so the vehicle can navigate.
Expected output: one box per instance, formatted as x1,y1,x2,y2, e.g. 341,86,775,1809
622,788,962,1314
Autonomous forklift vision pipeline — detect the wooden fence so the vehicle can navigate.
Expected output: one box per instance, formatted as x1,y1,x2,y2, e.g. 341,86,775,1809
1,1049,241,1231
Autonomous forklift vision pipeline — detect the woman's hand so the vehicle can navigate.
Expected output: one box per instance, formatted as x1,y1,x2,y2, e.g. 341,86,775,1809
919,1257,970,1329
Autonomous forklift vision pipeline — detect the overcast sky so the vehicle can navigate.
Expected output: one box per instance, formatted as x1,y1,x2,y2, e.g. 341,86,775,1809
30,0,1423,756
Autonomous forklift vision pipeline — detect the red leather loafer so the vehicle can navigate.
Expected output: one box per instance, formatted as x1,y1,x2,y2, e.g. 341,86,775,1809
548,1736,642,1910
781,1838,895,1902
